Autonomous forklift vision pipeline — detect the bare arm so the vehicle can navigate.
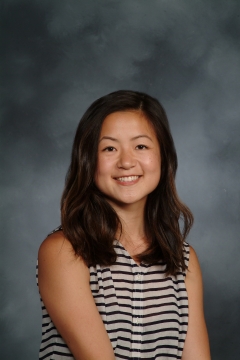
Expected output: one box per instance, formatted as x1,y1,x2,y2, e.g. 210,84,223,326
182,246,211,360
38,232,115,360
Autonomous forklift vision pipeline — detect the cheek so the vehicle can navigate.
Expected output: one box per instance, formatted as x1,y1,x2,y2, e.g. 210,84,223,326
95,156,106,174
146,153,161,170
94,166,104,192
148,154,161,183
94,158,102,184
95,155,113,177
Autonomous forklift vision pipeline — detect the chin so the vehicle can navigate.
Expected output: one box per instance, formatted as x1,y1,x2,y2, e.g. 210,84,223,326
108,196,148,208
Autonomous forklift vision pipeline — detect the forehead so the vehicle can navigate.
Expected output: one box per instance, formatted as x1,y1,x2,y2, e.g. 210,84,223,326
100,110,157,137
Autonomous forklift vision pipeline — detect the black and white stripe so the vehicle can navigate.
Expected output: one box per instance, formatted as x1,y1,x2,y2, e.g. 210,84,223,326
37,240,189,359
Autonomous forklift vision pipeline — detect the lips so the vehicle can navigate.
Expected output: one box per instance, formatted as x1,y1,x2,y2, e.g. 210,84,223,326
115,175,140,182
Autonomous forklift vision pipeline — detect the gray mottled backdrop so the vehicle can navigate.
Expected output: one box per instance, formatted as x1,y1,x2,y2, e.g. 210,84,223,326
1,0,240,359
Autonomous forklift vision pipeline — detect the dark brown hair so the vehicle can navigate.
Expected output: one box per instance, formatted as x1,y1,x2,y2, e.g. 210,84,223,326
61,90,193,275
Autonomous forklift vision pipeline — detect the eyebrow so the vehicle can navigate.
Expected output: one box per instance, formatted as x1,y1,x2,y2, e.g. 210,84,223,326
99,135,153,142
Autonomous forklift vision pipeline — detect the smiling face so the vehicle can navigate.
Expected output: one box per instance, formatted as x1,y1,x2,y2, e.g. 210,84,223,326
95,110,161,211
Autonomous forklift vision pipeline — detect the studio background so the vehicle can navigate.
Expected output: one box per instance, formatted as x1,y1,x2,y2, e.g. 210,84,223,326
1,1,240,359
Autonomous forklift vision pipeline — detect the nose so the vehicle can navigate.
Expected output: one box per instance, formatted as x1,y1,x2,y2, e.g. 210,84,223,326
117,149,136,169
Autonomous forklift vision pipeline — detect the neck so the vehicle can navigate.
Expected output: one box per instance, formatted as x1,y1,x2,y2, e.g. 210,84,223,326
108,200,148,253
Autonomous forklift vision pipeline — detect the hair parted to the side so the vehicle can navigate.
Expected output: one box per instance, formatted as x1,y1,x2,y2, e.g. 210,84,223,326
61,90,193,275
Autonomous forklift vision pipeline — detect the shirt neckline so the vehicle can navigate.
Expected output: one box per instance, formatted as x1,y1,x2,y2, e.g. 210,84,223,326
114,239,146,268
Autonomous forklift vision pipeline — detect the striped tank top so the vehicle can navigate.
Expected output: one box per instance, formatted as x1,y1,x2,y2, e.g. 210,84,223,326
37,234,189,359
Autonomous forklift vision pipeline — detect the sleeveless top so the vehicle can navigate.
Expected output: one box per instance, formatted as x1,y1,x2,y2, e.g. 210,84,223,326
37,228,189,360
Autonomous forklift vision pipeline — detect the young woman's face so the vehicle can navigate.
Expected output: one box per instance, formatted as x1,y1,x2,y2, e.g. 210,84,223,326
95,110,161,210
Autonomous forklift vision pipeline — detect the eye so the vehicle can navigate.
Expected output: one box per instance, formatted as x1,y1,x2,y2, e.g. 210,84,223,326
136,144,148,150
103,146,116,152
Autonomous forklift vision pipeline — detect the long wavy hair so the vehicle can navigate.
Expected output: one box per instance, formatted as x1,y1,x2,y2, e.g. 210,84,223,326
61,90,193,275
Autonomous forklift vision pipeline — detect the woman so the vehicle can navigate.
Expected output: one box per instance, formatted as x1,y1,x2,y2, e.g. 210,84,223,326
37,90,211,359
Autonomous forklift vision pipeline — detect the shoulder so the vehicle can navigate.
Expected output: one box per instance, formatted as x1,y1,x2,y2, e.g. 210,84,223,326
186,245,202,281
38,230,89,284
185,245,204,309
39,230,71,258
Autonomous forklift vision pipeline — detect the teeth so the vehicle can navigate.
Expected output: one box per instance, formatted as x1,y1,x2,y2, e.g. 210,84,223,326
116,176,139,182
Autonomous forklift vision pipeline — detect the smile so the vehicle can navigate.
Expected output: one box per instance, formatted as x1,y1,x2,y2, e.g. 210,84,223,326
115,176,140,182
